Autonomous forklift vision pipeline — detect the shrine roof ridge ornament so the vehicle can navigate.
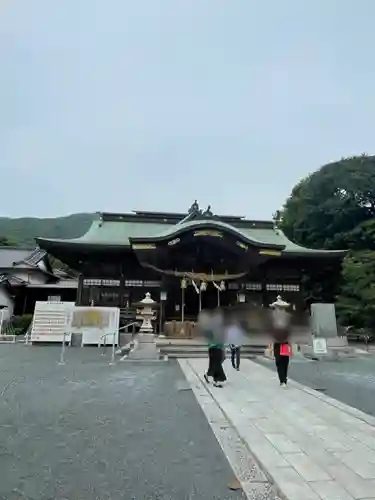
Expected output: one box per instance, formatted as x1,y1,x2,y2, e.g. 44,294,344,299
187,200,214,217
178,200,218,225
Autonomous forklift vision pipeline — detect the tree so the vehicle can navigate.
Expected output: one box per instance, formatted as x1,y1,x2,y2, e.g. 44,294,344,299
336,251,375,328
0,236,16,246
281,154,375,250
280,155,375,326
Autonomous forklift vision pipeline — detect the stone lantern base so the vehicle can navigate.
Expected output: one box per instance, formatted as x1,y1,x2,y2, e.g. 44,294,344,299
122,333,162,361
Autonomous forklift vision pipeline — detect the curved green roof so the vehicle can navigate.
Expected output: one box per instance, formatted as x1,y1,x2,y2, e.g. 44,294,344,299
130,218,284,249
36,215,346,258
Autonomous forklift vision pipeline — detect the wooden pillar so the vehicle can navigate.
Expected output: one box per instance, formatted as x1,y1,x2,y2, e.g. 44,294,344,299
119,262,125,307
160,275,169,322
76,274,84,306
298,264,308,311
261,268,268,307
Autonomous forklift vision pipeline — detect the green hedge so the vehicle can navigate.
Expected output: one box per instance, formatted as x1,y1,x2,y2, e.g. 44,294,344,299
12,314,33,335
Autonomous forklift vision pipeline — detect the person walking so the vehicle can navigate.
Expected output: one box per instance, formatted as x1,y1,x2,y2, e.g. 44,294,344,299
205,339,227,387
225,319,244,371
199,308,227,388
270,296,292,387
273,341,291,387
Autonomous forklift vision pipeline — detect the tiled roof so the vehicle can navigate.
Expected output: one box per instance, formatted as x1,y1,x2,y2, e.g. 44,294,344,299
0,247,37,269
21,248,46,266
0,273,26,286
0,273,8,284
26,279,77,289
36,213,347,257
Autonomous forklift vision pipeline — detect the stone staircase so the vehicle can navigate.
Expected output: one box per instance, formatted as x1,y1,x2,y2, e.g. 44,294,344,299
156,337,267,359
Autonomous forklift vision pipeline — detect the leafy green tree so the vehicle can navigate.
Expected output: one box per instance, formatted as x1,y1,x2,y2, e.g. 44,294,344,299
336,251,375,328
281,154,375,250
280,155,375,325
0,235,16,246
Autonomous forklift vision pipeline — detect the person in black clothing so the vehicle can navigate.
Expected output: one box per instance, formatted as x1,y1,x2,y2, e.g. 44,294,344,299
199,308,226,388
205,342,226,387
273,341,290,386
269,297,292,387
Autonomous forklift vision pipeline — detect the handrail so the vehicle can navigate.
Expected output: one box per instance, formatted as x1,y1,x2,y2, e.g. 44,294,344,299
119,321,140,332
98,331,117,365
99,332,116,340
99,322,140,340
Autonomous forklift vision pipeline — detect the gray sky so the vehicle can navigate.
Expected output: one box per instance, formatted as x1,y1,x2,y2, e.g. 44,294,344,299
1,1,374,219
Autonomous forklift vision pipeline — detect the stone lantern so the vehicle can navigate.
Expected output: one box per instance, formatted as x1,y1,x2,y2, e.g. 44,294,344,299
270,295,290,309
269,294,292,344
124,292,161,360
136,292,156,333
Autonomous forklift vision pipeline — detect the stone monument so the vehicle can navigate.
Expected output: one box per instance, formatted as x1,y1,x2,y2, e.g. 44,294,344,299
301,303,355,360
310,303,338,338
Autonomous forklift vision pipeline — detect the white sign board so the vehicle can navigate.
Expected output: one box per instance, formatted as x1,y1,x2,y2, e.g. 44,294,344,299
70,306,120,346
313,337,328,355
31,301,74,343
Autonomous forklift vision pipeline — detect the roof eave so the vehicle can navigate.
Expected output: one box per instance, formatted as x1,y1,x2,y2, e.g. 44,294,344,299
36,237,132,252
129,222,285,250
281,249,348,258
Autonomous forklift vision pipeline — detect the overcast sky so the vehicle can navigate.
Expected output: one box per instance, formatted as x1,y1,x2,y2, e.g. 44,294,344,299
0,1,374,219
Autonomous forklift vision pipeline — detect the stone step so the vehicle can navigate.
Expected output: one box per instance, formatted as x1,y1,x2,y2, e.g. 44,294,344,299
160,345,265,352
165,351,261,358
158,343,266,359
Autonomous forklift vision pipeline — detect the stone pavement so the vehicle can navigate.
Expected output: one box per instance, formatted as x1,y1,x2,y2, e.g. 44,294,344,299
1,345,249,500
179,358,375,500
257,355,375,419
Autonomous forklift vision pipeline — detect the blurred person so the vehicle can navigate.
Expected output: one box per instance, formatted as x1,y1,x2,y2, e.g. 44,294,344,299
273,341,292,387
270,302,292,387
199,308,226,388
225,318,244,371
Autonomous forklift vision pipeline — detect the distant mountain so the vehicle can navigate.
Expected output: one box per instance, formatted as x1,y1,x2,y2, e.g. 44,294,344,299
0,213,95,247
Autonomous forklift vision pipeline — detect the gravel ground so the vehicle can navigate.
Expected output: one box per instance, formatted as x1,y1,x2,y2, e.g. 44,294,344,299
257,354,375,417
0,345,246,500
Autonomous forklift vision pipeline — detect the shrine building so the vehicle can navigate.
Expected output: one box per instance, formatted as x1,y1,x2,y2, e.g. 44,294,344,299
36,202,346,331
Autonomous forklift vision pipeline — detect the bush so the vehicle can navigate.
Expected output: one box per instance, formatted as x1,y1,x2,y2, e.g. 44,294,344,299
12,314,33,335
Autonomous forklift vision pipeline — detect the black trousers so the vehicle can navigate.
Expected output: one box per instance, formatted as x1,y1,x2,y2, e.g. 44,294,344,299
207,347,227,383
230,345,241,369
275,355,289,384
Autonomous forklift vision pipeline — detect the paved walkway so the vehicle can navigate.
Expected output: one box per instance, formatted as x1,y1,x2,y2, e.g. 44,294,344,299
179,358,375,500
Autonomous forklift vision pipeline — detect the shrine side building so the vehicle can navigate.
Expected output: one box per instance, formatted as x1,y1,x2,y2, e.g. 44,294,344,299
36,203,346,328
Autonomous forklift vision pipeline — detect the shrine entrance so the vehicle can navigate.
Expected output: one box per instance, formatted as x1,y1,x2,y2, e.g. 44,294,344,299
164,279,234,322
130,220,282,336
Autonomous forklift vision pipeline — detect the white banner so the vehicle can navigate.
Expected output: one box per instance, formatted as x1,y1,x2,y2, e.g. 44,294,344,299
70,306,120,346
31,301,74,343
